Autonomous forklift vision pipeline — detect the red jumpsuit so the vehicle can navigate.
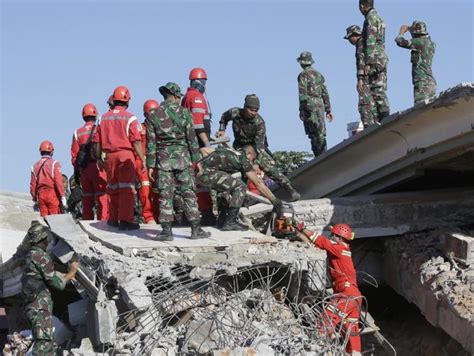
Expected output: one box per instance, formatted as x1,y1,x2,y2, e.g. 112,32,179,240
30,156,65,217
92,106,141,224
71,121,108,220
135,121,156,223
181,87,213,213
313,234,362,355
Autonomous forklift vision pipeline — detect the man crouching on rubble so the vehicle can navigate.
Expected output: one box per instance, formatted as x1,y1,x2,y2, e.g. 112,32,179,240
283,220,363,356
22,221,79,355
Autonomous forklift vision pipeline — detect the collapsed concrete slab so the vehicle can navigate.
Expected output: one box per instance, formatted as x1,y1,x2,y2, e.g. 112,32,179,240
292,188,474,238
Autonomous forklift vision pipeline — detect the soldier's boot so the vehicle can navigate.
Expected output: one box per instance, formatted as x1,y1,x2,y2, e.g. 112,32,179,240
201,209,217,226
221,208,248,231
190,221,211,240
157,223,173,241
378,111,389,123
282,183,301,202
216,200,229,228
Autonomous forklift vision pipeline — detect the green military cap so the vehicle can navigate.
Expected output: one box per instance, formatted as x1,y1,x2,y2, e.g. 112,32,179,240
27,221,51,244
159,82,183,98
410,20,428,35
296,51,314,65
244,94,260,109
344,25,362,39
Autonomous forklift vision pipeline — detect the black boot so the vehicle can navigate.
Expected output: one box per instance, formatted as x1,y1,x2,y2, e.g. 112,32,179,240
157,223,173,241
216,205,228,229
201,209,217,226
221,208,248,231
118,221,140,230
190,221,211,240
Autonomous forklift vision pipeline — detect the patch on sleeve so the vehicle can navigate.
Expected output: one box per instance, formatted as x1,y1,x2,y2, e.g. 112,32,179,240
194,97,203,104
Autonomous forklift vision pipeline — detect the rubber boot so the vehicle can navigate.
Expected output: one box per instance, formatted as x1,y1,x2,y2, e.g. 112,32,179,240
216,205,228,229
190,221,211,240
157,223,173,241
282,184,301,202
221,208,248,231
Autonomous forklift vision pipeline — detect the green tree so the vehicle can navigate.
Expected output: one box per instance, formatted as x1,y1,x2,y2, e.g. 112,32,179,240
272,151,313,176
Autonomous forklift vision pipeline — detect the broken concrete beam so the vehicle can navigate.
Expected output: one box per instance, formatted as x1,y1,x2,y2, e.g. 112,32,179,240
293,189,474,239
87,299,118,347
441,233,473,264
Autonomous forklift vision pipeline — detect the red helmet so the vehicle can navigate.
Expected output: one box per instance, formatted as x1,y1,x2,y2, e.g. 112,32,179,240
39,140,54,153
82,103,98,118
143,99,160,115
189,67,207,80
112,86,131,103
330,223,354,241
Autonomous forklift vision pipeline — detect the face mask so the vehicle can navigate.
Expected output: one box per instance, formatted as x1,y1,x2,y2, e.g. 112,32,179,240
191,79,206,94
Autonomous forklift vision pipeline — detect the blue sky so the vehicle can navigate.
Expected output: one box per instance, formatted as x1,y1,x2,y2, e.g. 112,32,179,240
1,0,472,193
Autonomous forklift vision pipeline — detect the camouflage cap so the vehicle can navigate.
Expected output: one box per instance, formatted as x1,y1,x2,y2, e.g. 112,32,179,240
159,82,182,98
244,94,260,109
410,20,428,35
344,25,362,39
296,51,314,65
28,221,51,244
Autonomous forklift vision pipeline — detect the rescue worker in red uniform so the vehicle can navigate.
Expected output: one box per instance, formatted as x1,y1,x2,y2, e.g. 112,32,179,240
136,99,160,224
30,141,67,217
292,221,363,356
92,86,146,230
181,67,215,225
71,103,108,220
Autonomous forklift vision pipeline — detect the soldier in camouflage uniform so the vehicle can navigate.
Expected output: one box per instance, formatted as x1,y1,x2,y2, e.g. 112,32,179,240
344,25,378,128
146,82,210,241
395,21,437,105
297,51,334,155
197,146,282,231
216,94,301,201
22,221,79,355
359,0,390,121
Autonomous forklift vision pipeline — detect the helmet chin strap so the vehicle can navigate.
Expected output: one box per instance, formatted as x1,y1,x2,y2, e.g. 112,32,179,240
191,79,206,94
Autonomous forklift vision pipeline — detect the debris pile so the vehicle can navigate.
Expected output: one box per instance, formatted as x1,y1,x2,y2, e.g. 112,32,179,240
2,330,32,356
109,263,361,355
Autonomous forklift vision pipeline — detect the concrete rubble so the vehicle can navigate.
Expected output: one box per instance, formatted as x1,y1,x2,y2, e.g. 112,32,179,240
383,229,474,354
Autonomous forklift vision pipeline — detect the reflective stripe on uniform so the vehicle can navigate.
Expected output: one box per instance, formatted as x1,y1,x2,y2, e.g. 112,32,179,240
126,116,138,137
327,303,348,318
191,108,206,114
342,250,352,257
108,182,135,190
51,160,58,178
203,115,210,121
194,124,205,129
137,181,151,189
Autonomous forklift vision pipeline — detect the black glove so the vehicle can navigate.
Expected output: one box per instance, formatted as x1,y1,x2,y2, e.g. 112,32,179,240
271,198,283,212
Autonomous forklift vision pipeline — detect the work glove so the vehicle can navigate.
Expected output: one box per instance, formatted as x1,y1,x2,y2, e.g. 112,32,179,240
291,219,305,232
271,198,282,212
33,202,39,212
61,196,68,212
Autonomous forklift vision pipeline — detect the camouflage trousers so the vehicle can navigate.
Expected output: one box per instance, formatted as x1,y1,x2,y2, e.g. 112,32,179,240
157,168,201,224
358,81,378,127
301,108,326,157
414,80,436,105
197,169,246,209
26,308,55,355
368,68,390,120
252,149,293,189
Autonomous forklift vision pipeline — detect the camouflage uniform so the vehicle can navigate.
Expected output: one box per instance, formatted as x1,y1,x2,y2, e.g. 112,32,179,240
146,92,201,225
345,25,377,127
395,21,436,105
219,107,292,190
362,8,390,119
297,53,332,156
197,147,254,209
22,245,66,355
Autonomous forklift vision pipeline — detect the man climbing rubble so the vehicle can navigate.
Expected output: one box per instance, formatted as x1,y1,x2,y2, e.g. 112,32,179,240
30,141,67,217
285,220,363,356
196,146,282,231
216,94,301,202
146,82,210,241
22,221,79,355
